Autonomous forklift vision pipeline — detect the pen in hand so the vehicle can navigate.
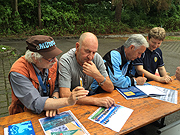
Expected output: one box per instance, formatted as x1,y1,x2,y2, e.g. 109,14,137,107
80,77,83,87
142,73,144,77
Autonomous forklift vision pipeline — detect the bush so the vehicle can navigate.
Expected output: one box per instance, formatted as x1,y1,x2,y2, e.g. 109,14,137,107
0,0,180,37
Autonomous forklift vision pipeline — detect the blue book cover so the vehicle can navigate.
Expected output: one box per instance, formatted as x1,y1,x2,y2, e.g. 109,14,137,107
116,86,148,99
8,120,35,135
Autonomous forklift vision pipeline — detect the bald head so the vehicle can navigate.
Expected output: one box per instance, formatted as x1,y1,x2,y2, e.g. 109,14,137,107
76,32,98,66
79,32,98,47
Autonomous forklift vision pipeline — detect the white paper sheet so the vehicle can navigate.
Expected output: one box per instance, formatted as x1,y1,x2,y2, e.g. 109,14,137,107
88,104,133,132
136,85,166,96
152,86,178,104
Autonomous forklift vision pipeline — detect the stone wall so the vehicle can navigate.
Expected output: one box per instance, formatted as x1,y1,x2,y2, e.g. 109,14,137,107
0,48,18,117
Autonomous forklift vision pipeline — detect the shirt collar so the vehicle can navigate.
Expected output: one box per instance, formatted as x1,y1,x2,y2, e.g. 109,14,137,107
32,63,48,76
147,48,157,53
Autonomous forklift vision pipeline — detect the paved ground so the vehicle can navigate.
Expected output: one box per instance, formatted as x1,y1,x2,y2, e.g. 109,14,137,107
0,35,180,134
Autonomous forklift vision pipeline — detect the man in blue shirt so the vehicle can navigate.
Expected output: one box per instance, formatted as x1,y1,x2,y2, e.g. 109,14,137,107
103,34,148,88
133,27,172,83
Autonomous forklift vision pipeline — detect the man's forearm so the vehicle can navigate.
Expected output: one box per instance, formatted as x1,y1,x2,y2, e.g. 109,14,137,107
101,77,114,92
76,96,97,105
44,98,69,110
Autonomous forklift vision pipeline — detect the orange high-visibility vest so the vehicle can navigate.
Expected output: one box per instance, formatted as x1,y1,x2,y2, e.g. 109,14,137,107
8,56,58,115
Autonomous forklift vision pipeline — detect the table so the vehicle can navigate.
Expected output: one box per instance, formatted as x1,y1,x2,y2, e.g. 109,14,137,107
0,76,180,135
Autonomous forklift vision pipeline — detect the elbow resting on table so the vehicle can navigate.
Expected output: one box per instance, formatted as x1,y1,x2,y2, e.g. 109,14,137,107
106,88,114,93
103,84,114,92
103,77,114,92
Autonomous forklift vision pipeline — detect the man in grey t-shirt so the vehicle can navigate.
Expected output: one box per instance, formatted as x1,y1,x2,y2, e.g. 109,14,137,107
59,32,115,108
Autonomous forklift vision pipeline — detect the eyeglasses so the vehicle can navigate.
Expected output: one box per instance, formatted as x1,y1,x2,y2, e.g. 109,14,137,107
43,57,55,62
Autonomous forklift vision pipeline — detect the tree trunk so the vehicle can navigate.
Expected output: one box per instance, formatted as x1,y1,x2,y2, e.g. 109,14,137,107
11,0,18,15
14,0,18,12
115,0,123,22
111,0,116,11
38,0,42,28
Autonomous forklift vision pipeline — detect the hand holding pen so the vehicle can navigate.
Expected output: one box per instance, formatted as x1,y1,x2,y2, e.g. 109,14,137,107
134,73,147,85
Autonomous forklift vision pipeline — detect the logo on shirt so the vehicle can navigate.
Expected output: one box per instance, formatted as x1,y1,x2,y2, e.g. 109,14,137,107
154,57,157,62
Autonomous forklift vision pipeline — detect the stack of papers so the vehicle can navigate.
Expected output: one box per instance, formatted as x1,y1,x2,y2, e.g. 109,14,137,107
116,85,166,100
117,84,178,104
152,86,178,104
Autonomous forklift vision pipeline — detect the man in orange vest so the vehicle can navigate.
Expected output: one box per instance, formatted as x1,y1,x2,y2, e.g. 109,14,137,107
8,35,88,117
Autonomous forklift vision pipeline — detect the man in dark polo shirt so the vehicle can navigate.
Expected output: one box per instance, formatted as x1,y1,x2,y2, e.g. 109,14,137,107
133,27,172,83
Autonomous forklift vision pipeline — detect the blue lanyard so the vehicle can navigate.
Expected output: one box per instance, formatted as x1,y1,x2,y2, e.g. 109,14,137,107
35,70,49,94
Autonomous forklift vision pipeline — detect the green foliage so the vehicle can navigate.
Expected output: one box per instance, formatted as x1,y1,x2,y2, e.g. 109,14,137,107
0,45,12,52
0,0,180,37
0,5,12,34
164,14,180,31
121,8,148,28
165,36,180,41
11,12,24,33
18,0,37,26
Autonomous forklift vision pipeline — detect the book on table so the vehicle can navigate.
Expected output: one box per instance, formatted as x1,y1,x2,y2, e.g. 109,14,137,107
116,84,166,100
38,110,90,135
7,120,35,135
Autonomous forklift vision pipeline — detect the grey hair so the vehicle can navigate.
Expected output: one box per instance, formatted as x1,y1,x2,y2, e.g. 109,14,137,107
25,50,43,63
124,34,149,49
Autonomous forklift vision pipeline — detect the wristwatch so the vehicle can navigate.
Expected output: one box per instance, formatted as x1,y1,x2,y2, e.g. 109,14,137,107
52,96,58,99
98,77,106,86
